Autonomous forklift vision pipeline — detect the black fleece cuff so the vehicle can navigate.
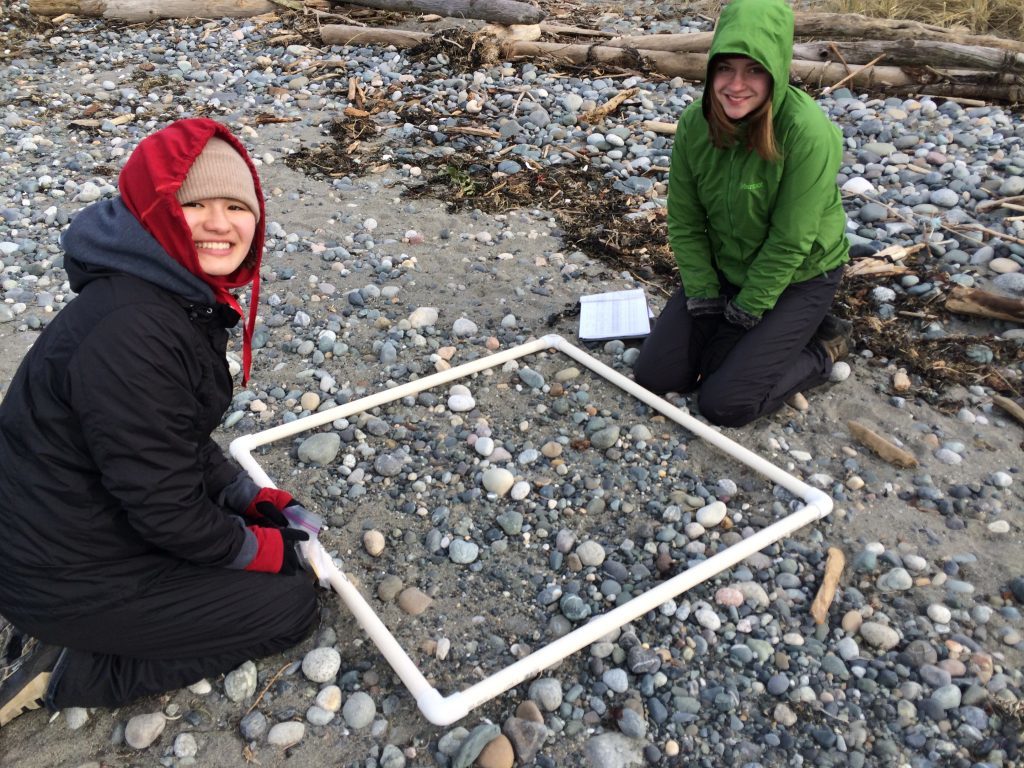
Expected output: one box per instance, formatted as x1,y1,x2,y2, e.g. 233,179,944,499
686,296,726,316
724,300,760,330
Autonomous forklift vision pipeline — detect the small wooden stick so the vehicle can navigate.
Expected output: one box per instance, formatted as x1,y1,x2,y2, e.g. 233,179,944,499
992,395,1024,427
847,420,919,467
578,87,639,123
811,547,846,625
821,53,885,95
244,661,293,716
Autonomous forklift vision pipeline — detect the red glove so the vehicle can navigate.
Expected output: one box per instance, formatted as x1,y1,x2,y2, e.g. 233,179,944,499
244,526,309,575
245,487,295,526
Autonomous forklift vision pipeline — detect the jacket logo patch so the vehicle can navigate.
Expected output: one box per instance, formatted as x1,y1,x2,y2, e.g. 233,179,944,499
739,182,764,191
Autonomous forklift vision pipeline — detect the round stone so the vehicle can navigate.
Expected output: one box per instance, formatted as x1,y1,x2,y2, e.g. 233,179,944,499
927,603,952,624
696,501,728,527
482,467,515,496
267,721,305,747
342,691,376,729
125,713,167,749
302,647,342,683
363,529,386,557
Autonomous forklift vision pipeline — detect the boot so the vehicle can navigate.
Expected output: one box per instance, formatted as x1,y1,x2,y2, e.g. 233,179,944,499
0,639,62,726
814,313,851,363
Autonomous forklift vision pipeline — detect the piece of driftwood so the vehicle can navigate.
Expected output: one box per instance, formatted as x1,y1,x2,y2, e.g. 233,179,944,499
793,39,1024,74
643,120,677,135
578,87,638,123
29,0,278,18
845,258,910,278
992,395,1024,427
329,0,544,25
792,12,1024,55
810,547,845,625
318,26,1024,101
944,285,1024,323
847,420,919,468
977,194,1024,213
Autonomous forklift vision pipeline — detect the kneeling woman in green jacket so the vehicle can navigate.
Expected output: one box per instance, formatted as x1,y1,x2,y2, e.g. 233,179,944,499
633,0,851,427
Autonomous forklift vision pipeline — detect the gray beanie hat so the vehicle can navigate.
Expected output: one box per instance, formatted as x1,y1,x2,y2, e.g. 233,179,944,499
176,137,260,221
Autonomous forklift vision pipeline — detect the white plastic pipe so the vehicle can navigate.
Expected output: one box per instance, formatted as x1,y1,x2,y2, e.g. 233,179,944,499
230,334,833,726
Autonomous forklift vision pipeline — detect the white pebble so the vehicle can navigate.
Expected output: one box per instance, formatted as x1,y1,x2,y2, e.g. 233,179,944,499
267,721,305,747
510,480,531,501
988,520,1010,534
829,361,851,382
125,713,166,749
927,603,952,624
694,608,721,631
408,306,439,328
695,501,727,527
989,471,1013,488
482,467,515,496
302,647,341,684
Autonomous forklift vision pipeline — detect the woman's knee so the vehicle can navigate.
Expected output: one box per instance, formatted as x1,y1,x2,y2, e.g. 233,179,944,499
697,386,759,428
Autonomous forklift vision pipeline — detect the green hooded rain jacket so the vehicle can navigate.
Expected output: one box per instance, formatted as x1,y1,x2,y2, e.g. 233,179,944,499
667,0,849,318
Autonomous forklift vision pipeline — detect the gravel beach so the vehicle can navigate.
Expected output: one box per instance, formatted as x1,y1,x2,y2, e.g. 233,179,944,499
1,2,1022,767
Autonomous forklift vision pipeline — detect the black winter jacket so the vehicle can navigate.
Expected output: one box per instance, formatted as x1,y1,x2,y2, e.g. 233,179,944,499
0,199,249,625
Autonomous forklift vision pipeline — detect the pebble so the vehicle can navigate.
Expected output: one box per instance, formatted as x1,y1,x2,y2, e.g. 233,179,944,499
302,647,341,683
363,529,386,556
695,500,727,527
859,622,901,651
397,587,432,615
482,467,515,496
125,713,166,749
224,660,258,702
267,721,305,747
342,691,376,729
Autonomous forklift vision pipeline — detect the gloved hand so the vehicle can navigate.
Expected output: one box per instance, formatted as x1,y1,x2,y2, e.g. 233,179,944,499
244,526,310,575
245,486,322,538
686,295,726,341
245,487,296,527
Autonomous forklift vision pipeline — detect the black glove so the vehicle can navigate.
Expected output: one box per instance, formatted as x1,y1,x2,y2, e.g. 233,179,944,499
250,500,289,529
686,296,726,340
279,528,310,575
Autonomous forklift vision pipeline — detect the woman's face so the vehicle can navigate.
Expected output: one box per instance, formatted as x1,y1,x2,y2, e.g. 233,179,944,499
180,198,256,277
712,56,771,120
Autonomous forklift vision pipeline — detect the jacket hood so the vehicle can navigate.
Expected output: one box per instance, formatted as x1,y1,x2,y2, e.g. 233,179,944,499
62,197,218,306
704,0,794,118
117,118,265,382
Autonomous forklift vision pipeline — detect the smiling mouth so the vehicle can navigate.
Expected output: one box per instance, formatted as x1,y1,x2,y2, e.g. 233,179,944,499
196,242,233,251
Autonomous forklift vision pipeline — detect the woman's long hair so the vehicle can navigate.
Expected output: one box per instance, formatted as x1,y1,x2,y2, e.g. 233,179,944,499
705,60,781,163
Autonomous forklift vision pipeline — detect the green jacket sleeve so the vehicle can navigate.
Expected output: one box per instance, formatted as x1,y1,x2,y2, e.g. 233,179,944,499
734,119,843,317
667,108,719,300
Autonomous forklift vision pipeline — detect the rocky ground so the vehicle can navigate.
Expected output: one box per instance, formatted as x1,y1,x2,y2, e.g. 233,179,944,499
1,2,1023,767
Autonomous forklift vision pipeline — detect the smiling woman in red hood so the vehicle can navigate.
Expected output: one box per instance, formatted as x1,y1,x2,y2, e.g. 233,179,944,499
120,117,266,382
0,119,319,726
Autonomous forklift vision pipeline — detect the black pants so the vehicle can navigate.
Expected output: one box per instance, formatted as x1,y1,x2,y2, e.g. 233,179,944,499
12,560,318,709
633,267,842,427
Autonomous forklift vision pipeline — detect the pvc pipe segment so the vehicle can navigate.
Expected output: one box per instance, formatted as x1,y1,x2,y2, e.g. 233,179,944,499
231,334,833,726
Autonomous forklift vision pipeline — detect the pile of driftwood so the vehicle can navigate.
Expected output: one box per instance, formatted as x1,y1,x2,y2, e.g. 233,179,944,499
28,0,1024,102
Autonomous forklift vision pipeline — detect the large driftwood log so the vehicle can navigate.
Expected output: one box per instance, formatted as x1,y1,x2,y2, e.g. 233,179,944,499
603,19,1024,56
29,0,278,18
944,286,1024,323
793,12,1024,54
329,0,544,25
319,26,1024,101
793,39,1024,74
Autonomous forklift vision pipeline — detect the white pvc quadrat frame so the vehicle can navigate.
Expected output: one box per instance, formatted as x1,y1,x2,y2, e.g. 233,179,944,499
230,334,833,726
